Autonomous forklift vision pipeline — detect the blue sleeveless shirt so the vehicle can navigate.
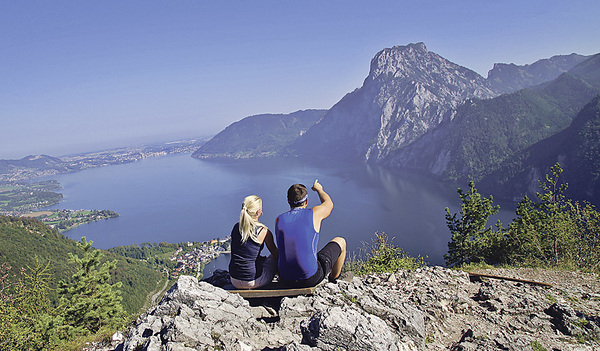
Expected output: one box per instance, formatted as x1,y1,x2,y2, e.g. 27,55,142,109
275,208,319,280
228,223,264,281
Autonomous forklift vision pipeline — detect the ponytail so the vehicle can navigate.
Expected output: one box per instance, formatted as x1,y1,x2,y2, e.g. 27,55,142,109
239,195,263,243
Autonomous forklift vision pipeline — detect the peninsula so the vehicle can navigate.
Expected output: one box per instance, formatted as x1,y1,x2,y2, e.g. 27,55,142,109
22,209,120,232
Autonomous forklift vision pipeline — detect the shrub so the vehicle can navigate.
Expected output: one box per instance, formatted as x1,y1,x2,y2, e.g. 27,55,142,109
351,232,426,275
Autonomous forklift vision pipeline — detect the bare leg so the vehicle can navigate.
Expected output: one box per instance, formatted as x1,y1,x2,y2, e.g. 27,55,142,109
329,237,346,280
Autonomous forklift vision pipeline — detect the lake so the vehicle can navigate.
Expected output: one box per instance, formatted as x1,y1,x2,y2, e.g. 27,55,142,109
47,153,516,267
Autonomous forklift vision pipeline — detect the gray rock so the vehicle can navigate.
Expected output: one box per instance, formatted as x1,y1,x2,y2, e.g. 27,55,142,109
301,306,418,351
115,267,600,351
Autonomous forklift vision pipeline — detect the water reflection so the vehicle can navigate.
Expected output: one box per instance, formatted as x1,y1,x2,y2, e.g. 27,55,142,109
49,154,515,266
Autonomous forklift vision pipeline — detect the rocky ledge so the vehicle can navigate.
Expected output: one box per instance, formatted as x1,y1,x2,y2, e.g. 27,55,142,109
111,266,599,351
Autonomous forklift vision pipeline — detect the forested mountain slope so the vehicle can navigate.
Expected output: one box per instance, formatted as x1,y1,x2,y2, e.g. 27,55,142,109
0,215,164,314
481,95,600,202
192,109,325,159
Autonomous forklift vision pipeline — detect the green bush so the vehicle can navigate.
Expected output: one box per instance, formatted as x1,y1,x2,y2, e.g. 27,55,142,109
0,259,66,350
350,232,426,275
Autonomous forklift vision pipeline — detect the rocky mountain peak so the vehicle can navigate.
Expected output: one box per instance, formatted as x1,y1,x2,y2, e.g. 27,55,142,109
366,42,492,94
291,43,497,162
367,42,430,80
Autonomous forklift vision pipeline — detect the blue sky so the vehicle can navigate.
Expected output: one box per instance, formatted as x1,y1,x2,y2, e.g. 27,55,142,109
1,0,599,159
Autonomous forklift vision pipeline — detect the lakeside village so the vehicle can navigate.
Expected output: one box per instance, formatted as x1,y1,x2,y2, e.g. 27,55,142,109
168,237,230,278
23,206,232,279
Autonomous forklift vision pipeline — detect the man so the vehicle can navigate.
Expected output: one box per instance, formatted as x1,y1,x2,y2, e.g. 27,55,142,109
274,179,346,287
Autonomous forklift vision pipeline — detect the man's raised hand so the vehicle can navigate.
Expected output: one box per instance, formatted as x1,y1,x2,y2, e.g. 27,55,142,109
312,179,323,192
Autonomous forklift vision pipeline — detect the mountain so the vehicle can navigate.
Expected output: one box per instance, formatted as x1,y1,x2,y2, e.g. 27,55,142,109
481,94,600,202
385,53,600,183
191,109,326,159
0,154,69,175
284,44,600,183
487,53,590,94
0,215,165,314
286,43,498,162
193,44,592,168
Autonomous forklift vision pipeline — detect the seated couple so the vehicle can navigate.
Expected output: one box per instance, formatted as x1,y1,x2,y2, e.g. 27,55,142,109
228,180,347,289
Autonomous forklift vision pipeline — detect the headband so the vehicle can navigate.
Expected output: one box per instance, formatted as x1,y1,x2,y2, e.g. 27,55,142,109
290,194,308,205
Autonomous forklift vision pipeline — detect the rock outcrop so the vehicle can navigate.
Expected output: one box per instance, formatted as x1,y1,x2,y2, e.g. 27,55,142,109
114,267,600,351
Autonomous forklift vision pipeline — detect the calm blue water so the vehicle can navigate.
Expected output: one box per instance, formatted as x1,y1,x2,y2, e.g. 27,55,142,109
46,154,515,266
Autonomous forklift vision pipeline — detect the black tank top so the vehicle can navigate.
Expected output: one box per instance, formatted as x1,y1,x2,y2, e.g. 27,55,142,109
228,222,264,281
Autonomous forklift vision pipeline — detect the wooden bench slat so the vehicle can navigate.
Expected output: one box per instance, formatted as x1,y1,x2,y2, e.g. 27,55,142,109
225,283,317,298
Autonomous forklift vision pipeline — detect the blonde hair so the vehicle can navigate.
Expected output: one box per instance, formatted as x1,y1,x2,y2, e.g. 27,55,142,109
239,195,264,243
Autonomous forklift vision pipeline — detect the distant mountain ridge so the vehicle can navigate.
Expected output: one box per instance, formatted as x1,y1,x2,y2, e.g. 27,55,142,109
487,53,590,94
191,109,325,159
0,154,66,175
0,138,207,182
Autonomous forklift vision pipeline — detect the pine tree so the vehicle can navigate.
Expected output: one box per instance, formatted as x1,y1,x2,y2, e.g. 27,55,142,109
444,181,504,266
506,163,589,267
58,237,125,335
0,259,63,350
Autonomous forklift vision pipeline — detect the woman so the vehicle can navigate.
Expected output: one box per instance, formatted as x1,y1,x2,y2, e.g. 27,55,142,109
229,195,278,289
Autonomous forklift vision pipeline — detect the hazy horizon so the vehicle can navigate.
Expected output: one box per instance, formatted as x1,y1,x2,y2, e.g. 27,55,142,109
2,1,599,159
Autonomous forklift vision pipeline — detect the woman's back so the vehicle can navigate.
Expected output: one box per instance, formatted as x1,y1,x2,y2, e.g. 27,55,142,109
229,223,265,281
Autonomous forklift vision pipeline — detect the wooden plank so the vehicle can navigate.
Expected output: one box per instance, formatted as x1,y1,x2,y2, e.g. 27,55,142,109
227,284,317,298
468,272,553,287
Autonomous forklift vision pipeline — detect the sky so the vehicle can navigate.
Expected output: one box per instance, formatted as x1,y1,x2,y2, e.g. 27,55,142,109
1,0,599,159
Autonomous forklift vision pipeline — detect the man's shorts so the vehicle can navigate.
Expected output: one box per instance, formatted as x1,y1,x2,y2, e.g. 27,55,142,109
283,241,342,288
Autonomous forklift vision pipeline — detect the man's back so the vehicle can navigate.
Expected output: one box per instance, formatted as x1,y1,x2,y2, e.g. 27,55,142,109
274,180,346,287
275,208,319,280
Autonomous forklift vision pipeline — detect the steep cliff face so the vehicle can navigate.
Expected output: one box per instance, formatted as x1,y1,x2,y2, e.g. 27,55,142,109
289,43,497,162
188,44,599,203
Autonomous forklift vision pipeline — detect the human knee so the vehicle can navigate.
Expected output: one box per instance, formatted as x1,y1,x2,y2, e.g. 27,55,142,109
332,237,346,251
